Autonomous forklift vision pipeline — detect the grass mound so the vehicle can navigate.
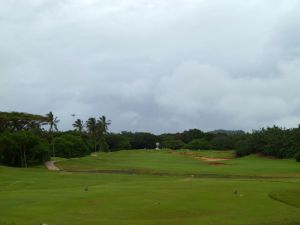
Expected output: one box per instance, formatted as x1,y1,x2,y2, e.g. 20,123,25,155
269,189,300,209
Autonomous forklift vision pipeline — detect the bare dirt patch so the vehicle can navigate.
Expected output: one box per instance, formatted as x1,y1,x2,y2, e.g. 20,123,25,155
179,152,230,163
208,161,226,166
45,161,60,171
199,156,230,162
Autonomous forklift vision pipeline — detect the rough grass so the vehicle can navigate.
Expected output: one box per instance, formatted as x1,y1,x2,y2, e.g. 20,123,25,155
1,150,300,225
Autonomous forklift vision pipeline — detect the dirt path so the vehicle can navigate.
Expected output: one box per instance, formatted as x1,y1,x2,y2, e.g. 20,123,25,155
45,161,60,171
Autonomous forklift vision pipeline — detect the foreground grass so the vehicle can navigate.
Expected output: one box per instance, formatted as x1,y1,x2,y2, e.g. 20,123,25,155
1,166,300,225
1,150,300,225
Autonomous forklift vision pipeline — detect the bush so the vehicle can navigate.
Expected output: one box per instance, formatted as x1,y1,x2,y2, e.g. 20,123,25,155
295,151,300,162
130,132,157,149
106,134,131,151
235,139,253,157
99,141,110,152
181,129,205,143
161,137,185,150
55,134,89,158
184,139,212,150
0,131,50,167
211,135,234,150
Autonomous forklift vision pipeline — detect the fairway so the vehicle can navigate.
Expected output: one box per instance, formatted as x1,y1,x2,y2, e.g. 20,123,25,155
57,150,300,178
1,150,300,225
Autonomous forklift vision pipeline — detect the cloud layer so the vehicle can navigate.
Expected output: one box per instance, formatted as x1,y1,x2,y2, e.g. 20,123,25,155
1,0,300,133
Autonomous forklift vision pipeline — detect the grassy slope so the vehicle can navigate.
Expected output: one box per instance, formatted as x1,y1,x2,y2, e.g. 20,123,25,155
57,150,300,178
1,150,300,225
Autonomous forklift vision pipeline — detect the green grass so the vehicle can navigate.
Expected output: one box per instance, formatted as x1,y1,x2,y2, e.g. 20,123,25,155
51,157,67,161
57,150,300,178
269,189,300,209
1,150,300,225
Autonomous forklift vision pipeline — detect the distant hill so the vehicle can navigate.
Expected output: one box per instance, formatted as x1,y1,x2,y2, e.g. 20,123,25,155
209,129,245,135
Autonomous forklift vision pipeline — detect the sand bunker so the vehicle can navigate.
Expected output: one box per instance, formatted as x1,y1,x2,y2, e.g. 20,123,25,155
179,152,230,164
45,161,60,171
199,156,230,162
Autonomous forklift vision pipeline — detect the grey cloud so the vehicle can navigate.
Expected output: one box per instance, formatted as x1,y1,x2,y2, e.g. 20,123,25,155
155,59,300,131
1,0,300,133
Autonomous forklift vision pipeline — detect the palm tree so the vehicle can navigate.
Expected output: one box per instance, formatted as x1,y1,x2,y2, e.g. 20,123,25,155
98,115,111,134
86,117,98,152
86,116,111,152
46,112,59,157
97,116,111,151
73,119,84,134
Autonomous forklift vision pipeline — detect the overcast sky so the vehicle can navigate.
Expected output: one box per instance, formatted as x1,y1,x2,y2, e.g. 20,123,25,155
1,0,300,133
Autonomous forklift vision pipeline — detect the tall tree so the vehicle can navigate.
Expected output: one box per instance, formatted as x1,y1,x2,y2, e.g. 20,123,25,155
0,111,48,132
98,116,111,134
46,112,59,157
86,117,98,152
73,119,84,134
86,116,111,152
0,131,49,168
97,116,111,151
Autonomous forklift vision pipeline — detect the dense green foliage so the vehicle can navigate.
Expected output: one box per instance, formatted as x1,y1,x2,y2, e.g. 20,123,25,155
184,138,212,150
160,135,185,149
295,151,300,162
2,111,300,166
0,112,110,167
235,126,300,161
0,112,51,167
127,132,158,149
101,127,300,162
0,131,49,167
55,134,89,158
181,128,206,143
211,135,235,150
106,133,131,151
106,130,239,151
0,111,48,132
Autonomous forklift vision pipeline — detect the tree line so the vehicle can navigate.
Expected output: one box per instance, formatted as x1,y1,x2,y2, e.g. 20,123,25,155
235,126,300,161
1,111,300,167
0,111,111,167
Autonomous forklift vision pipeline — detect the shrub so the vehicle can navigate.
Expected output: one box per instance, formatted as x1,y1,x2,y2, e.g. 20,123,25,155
106,133,131,151
184,139,212,150
0,131,50,167
295,151,300,162
211,135,234,150
55,134,89,158
161,137,185,150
